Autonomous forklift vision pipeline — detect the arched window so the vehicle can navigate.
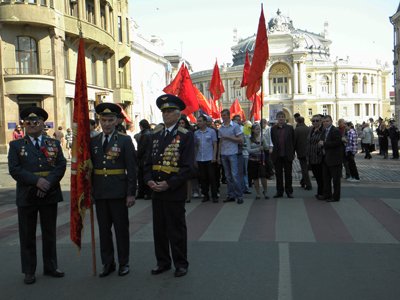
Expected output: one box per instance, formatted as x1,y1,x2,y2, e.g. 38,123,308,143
320,75,331,94
362,76,368,94
307,85,312,94
232,79,242,98
270,63,290,95
352,75,359,93
15,36,38,74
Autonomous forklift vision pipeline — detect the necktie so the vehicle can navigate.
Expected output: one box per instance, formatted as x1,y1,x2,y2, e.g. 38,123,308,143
34,138,40,150
165,130,170,138
103,135,109,152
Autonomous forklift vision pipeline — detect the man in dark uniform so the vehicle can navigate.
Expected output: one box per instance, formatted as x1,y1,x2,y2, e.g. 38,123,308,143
8,107,67,284
144,94,194,278
90,102,137,277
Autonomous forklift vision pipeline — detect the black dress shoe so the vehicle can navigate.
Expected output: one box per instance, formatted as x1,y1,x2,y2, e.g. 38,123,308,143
237,198,243,204
317,195,331,201
223,197,235,202
304,186,312,190
273,194,283,198
99,262,116,277
174,267,188,277
286,193,294,198
44,268,65,278
202,196,210,202
24,273,36,284
327,198,340,202
151,265,171,275
118,264,129,276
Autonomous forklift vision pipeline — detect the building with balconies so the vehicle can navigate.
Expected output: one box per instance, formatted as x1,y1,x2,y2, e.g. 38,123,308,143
0,0,132,154
191,9,392,125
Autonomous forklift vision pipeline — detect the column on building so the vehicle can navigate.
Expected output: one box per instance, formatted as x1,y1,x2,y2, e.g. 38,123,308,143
263,69,269,96
105,3,110,32
94,0,101,27
78,0,86,20
331,71,336,96
299,62,306,94
293,62,298,95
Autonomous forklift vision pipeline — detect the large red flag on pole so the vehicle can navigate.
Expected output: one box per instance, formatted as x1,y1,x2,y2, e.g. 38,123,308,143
70,38,93,250
241,51,251,88
193,85,212,115
163,64,184,95
209,60,225,101
246,5,269,99
249,92,263,121
210,97,221,119
229,98,246,121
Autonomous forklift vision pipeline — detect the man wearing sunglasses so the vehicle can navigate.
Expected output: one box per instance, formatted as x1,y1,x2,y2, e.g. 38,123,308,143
8,107,67,284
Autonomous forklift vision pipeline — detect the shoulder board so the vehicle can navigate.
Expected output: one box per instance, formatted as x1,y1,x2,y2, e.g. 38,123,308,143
117,131,127,136
177,127,188,134
153,125,164,134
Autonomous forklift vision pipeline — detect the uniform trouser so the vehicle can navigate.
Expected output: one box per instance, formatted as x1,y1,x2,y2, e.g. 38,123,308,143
322,161,342,201
298,157,312,188
197,161,218,198
95,198,129,266
152,199,188,269
391,138,399,158
18,203,58,274
137,165,151,197
273,157,293,195
310,163,324,196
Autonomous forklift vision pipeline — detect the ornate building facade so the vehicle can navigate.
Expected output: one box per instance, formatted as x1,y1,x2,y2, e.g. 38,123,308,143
191,10,392,125
390,3,400,121
0,0,132,154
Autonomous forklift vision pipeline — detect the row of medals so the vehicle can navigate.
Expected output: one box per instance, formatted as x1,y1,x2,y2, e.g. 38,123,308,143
162,141,180,167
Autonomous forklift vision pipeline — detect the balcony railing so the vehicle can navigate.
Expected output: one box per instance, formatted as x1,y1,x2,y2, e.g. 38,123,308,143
4,68,54,76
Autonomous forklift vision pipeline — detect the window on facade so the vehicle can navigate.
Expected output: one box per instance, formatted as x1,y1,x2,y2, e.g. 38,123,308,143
322,105,328,116
28,0,37,4
270,63,290,96
103,60,108,88
371,77,374,94
232,79,241,98
100,7,106,30
91,55,97,85
15,36,38,75
41,0,46,5
362,76,368,94
126,17,130,44
118,16,123,43
352,75,359,93
109,9,114,35
365,103,370,116
86,0,95,24
308,108,312,117
373,104,376,116
15,0,24,3
64,46,69,80
307,85,312,94
341,82,347,95
320,75,331,94
70,1,78,17
354,104,360,116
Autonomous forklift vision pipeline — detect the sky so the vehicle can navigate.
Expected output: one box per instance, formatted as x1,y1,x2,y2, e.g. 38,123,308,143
130,0,398,72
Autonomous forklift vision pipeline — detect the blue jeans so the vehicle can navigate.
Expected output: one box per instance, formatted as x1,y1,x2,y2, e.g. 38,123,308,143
221,154,243,199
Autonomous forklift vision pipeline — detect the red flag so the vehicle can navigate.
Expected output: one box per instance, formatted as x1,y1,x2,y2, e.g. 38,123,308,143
163,64,184,95
116,104,132,123
193,85,211,115
210,97,221,119
246,5,269,99
229,98,246,121
241,51,251,88
209,60,225,101
163,64,199,116
187,113,197,123
250,92,263,121
70,39,93,249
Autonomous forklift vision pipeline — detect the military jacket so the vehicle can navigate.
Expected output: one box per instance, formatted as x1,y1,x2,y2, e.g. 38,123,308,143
144,124,194,201
8,135,67,207
90,131,137,200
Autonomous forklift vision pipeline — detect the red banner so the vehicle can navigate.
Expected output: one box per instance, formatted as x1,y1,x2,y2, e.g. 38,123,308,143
246,5,269,99
229,98,246,121
241,51,251,88
209,60,225,101
193,85,212,115
70,39,93,249
250,92,263,121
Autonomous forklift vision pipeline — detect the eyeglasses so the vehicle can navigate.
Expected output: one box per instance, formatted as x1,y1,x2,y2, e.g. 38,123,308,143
311,120,320,123
23,120,41,126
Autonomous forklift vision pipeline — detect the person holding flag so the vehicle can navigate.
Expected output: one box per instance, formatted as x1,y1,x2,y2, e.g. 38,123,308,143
90,102,137,277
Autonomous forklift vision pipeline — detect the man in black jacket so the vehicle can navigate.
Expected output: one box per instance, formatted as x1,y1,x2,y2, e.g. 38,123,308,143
136,119,153,199
144,94,194,278
8,107,67,284
318,115,343,202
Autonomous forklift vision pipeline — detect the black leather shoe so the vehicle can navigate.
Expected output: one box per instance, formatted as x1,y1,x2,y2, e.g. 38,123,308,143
24,273,36,284
286,193,294,198
202,196,210,202
223,197,235,203
99,262,116,277
118,264,129,276
317,195,331,201
174,267,188,277
327,198,340,202
151,265,171,275
44,268,65,278
273,194,283,198
237,198,243,204
304,186,312,190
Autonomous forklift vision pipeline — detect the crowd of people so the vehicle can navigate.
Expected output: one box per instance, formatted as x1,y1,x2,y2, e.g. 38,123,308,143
7,96,400,285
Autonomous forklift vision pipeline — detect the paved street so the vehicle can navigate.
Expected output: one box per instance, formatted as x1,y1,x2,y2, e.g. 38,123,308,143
0,152,399,300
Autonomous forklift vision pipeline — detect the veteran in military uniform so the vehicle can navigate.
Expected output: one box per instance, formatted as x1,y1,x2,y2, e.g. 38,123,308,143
8,107,67,284
144,94,194,278
90,102,137,277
